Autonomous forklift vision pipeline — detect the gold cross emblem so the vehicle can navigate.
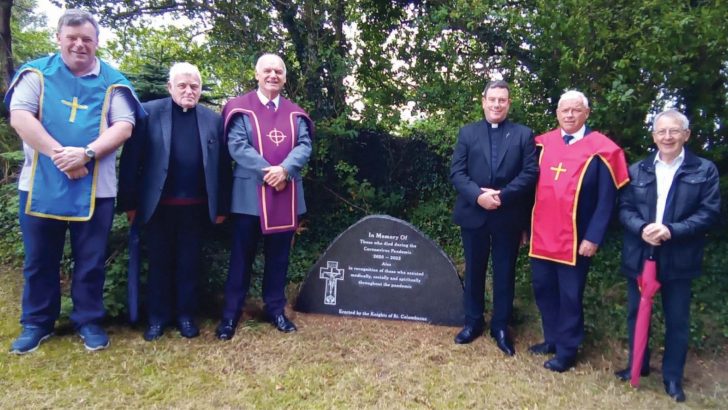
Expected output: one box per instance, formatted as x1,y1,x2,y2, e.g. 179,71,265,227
267,128,287,146
61,97,88,123
550,162,567,181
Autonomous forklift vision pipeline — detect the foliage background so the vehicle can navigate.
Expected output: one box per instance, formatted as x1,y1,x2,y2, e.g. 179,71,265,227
0,0,726,352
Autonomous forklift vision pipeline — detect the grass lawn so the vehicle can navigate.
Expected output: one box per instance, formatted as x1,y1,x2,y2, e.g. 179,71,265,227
1,267,726,409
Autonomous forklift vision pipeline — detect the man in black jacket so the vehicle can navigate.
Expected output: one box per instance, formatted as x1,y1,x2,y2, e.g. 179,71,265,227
449,80,538,354
118,62,232,341
617,109,721,402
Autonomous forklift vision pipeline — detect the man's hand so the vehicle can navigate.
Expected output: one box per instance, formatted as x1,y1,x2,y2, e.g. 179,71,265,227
126,210,136,224
578,239,598,257
476,188,501,210
641,223,671,246
272,180,287,192
262,165,288,188
64,166,89,180
52,147,89,172
215,215,226,224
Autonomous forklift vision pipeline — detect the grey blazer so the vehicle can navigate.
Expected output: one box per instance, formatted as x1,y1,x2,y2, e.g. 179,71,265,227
226,113,312,216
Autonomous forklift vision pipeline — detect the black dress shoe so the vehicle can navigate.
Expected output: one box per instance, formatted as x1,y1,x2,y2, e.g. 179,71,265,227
272,314,297,333
215,318,237,340
143,324,164,341
664,380,686,402
178,319,200,339
544,356,576,373
528,341,556,355
489,329,515,356
454,325,483,344
614,367,650,382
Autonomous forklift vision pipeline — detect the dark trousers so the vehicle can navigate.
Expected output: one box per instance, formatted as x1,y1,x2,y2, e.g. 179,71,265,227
145,204,207,325
461,224,520,331
18,190,114,329
531,257,591,360
222,213,294,320
626,276,691,382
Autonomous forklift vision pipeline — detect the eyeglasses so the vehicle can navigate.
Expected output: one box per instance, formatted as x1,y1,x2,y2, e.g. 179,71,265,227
653,128,685,137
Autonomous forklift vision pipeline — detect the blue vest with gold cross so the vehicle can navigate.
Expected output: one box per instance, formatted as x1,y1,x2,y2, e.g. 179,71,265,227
5,54,140,221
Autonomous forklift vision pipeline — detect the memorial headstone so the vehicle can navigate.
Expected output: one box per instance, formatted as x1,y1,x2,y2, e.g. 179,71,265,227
295,215,464,326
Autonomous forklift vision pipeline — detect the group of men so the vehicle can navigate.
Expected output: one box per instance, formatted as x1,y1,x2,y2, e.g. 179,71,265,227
5,10,310,352
451,81,720,402
3,9,721,404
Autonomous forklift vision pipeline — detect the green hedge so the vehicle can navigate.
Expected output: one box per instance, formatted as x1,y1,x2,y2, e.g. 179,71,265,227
0,121,726,351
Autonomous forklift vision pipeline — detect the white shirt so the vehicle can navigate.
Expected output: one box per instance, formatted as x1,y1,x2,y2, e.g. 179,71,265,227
654,148,685,224
560,125,586,144
256,90,280,111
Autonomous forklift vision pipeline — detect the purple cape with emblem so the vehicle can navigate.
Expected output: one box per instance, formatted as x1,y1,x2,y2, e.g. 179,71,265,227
222,91,312,234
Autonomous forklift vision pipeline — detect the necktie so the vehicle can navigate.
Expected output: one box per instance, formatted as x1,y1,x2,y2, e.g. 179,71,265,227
563,134,574,145
266,101,276,111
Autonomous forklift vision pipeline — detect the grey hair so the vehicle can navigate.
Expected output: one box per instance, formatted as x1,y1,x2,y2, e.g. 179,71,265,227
482,80,510,96
653,109,690,130
558,90,590,109
57,9,99,39
255,53,287,76
168,62,202,83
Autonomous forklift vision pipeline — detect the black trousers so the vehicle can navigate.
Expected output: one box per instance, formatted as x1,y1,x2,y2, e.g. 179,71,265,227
461,224,520,332
145,204,208,325
531,257,591,360
626,276,692,383
222,214,295,320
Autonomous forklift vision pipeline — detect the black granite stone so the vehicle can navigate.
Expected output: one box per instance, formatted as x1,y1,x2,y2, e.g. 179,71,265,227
295,215,464,326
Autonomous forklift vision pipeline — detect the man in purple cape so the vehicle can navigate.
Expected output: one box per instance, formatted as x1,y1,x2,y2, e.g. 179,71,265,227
216,53,313,339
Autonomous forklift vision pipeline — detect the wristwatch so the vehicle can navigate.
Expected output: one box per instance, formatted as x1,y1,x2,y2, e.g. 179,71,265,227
84,146,96,160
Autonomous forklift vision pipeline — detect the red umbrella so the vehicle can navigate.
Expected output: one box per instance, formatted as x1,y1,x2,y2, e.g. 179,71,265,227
630,251,661,388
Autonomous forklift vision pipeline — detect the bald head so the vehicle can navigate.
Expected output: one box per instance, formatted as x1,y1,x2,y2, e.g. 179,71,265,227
255,54,287,100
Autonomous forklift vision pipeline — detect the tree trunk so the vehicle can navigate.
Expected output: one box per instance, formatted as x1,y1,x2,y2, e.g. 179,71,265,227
0,0,14,99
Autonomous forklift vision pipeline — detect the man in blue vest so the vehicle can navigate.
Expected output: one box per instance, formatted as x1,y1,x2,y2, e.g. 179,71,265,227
4,9,143,354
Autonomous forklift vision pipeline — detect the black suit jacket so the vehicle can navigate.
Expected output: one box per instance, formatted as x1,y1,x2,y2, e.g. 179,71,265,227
117,97,232,224
450,119,538,230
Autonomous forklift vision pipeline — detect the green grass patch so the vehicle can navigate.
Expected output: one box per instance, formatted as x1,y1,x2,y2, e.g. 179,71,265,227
1,267,727,408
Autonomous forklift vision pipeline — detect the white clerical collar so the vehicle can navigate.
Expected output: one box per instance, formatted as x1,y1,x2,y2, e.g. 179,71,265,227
561,125,586,142
654,148,685,167
60,55,100,77
488,121,500,129
257,90,280,109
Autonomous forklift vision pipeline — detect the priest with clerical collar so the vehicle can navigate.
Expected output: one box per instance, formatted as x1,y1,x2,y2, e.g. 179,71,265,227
216,53,313,340
450,80,538,356
118,62,232,342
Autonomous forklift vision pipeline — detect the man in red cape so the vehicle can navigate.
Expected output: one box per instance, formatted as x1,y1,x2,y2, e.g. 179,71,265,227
529,90,629,372
617,110,720,402
215,54,313,340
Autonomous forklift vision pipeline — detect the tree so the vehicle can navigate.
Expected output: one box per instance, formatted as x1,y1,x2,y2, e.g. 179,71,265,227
62,0,351,121
1,0,53,117
0,0,12,92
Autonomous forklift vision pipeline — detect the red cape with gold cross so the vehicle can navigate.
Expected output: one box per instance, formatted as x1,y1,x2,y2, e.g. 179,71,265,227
529,128,629,265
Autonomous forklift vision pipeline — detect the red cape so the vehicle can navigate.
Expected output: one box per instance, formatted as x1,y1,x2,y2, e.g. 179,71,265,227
529,129,629,265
